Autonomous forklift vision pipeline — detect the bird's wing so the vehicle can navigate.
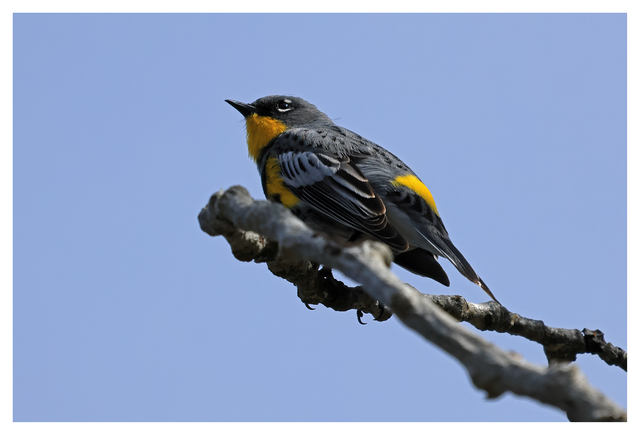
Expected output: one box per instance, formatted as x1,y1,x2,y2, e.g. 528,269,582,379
383,182,499,303
383,180,474,272
276,149,409,251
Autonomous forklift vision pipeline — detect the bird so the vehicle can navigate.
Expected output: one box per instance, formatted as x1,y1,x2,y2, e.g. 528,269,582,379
226,95,500,304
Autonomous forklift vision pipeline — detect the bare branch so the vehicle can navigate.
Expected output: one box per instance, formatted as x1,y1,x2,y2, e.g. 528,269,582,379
425,294,627,371
199,189,627,371
198,186,627,422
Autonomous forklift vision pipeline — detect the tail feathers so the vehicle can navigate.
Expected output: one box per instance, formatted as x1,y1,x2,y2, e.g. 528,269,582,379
393,248,450,287
437,237,501,305
477,277,501,305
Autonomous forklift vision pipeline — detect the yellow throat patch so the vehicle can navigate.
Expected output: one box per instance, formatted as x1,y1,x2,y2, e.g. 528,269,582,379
245,114,288,161
391,174,440,216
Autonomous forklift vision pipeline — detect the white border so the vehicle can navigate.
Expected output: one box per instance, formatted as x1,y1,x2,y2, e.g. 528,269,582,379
3,1,636,434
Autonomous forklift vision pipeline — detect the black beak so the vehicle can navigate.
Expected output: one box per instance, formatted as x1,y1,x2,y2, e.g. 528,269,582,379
225,99,257,118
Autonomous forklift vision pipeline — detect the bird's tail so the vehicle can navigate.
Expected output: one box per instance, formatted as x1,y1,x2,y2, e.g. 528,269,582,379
477,276,501,305
437,236,501,305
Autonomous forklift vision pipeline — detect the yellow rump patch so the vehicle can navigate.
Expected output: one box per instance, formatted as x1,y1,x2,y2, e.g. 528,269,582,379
265,157,300,208
392,174,440,216
245,114,288,161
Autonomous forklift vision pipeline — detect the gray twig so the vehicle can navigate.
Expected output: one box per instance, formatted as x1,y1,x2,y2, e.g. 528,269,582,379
198,186,626,422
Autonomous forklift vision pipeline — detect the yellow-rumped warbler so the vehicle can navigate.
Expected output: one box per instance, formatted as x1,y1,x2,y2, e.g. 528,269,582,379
226,95,499,304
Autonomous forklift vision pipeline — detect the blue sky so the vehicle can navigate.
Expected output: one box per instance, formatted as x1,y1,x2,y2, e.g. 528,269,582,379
12,13,626,422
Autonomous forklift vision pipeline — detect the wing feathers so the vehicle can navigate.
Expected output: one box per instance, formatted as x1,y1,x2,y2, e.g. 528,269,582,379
278,151,408,250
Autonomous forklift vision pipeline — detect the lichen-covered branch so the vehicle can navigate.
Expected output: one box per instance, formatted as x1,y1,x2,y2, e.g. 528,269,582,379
424,294,627,371
199,188,627,371
198,185,626,422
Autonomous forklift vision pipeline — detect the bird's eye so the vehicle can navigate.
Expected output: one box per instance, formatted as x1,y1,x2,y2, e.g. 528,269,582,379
276,100,293,112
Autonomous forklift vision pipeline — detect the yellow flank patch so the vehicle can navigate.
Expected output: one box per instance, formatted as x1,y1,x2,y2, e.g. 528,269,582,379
392,174,440,216
265,157,300,208
245,114,288,161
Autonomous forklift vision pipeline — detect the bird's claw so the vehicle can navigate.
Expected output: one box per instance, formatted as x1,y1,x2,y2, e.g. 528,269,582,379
357,309,367,325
